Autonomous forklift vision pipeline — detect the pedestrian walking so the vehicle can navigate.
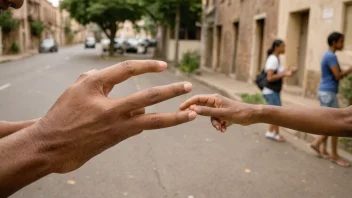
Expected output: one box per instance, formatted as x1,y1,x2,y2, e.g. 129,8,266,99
310,32,352,167
262,40,296,142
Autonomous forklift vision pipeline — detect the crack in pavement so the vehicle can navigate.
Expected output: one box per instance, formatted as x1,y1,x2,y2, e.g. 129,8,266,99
145,137,169,198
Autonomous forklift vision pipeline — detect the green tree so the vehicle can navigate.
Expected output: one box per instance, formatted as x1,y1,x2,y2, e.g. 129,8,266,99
0,10,19,34
61,0,144,56
30,20,45,37
140,0,202,65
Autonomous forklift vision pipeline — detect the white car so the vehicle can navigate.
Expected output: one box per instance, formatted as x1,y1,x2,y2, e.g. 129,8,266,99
85,37,96,48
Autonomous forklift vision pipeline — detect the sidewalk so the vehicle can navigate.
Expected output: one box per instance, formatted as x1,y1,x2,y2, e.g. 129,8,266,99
0,50,38,64
184,69,352,162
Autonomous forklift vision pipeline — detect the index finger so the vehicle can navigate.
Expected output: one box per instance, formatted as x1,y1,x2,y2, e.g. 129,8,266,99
179,94,217,110
97,60,167,86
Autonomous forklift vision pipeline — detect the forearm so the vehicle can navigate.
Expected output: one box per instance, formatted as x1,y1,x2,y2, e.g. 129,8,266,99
252,105,352,137
0,119,39,138
267,73,287,82
0,125,51,197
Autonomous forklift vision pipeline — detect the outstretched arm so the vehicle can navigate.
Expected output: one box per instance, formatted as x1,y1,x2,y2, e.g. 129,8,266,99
180,94,352,137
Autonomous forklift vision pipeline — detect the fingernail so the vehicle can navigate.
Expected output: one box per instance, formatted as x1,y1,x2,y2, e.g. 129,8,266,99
158,61,167,70
184,82,193,92
215,125,220,130
188,111,197,120
221,128,226,133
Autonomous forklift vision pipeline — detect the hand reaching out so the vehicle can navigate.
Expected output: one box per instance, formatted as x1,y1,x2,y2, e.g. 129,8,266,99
180,94,257,133
27,60,197,174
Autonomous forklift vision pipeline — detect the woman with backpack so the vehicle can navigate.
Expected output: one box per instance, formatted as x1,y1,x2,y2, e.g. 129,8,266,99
262,40,296,142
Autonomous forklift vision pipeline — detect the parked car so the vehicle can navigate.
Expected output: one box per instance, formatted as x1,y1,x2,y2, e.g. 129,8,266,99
101,38,125,54
85,37,96,48
125,38,147,54
39,38,59,53
101,39,110,52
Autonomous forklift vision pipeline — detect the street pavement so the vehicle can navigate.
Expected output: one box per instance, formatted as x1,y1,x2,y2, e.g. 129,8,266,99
1,45,351,198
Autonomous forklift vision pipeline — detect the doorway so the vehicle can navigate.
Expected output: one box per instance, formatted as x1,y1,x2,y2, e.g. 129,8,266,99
232,22,239,73
206,27,214,68
215,25,222,70
297,12,309,86
286,10,310,86
254,19,265,74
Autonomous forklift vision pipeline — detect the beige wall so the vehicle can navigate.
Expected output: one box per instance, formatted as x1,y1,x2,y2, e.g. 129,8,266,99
278,0,352,97
167,39,201,62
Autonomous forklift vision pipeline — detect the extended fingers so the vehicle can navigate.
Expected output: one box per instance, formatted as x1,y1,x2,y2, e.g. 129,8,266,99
189,105,226,118
97,60,167,87
120,82,193,112
130,111,197,131
179,94,218,110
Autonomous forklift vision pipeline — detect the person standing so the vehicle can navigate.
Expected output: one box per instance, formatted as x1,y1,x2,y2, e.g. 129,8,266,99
310,32,352,167
262,40,295,142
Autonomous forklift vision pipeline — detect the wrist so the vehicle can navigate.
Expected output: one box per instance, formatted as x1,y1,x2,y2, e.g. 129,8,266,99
250,104,266,124
0,126,52,196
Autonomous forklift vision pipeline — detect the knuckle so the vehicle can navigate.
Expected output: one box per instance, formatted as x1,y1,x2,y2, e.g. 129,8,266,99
84,74,105,86
150,116,164,128
146,88,161,103
121,61,135,75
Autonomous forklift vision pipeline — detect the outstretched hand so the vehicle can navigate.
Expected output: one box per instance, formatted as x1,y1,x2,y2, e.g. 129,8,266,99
29,60,197,173
180,94,257,132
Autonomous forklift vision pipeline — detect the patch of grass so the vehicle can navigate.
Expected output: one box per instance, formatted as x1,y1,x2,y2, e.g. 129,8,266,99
339,138,352,154
240,93,266,104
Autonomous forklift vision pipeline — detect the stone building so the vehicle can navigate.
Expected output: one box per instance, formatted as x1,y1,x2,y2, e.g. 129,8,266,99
12,0,31,53
201,0,280,82
278,0,352,98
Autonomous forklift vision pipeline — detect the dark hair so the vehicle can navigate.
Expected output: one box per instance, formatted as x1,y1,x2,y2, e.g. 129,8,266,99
327,32,344,46
267,39,284,56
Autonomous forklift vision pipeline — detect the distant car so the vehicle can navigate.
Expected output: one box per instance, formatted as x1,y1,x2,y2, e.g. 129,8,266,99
124,38,147,54
101,38,125,54
85,37,96,48
101,39,110,52
39,39,59,53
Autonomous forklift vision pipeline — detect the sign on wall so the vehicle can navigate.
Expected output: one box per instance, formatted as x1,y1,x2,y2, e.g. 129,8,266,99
322,8,334,19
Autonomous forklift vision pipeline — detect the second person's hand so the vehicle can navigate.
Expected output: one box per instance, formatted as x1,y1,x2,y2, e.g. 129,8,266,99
179,94,259,132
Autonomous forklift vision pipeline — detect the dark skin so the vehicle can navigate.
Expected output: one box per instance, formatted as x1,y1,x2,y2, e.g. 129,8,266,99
179,94,352,137
0,60,197,197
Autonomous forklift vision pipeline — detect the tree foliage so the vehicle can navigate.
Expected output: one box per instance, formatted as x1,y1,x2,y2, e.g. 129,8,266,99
140,0,202,29
61,0,144,55
30,20,45,37
0,10,19,34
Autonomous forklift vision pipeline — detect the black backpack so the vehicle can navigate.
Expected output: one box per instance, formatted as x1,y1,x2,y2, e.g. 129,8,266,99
255,70,267,90
255,69,283,92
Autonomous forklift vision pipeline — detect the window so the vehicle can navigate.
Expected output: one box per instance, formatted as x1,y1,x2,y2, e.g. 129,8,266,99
344,3,352,50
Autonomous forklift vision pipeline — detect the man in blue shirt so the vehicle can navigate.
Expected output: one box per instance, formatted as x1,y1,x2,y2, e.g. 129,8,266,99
311,32,352,167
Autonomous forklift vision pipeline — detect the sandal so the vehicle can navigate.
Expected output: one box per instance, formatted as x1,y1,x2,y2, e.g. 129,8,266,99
265,132,286,142
331,157,351,167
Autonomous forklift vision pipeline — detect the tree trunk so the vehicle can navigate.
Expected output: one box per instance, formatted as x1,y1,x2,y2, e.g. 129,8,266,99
109,23,118,57
174,1,181,67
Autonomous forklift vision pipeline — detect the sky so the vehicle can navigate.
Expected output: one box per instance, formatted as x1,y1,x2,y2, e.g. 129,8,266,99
48,0,59,7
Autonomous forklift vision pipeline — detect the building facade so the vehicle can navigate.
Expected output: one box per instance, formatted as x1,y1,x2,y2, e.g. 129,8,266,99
201,0,280,81
0,0,86,55
278,0,352,97
201,0,352,99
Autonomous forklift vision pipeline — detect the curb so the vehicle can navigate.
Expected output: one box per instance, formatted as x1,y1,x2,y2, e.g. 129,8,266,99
175,69,352,162
0,51,38,64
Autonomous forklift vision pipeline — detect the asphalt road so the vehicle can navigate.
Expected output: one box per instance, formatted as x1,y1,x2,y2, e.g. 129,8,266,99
1,45,351,198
